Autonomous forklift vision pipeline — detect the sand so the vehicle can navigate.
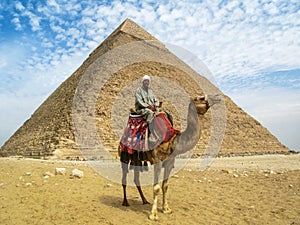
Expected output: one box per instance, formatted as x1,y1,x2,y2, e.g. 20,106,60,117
0,154,299,225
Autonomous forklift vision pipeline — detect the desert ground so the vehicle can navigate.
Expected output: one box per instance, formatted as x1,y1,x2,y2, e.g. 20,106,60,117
0,154,299,225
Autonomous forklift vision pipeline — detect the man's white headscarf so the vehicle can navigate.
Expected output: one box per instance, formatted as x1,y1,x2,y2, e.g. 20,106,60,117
142,75,151,83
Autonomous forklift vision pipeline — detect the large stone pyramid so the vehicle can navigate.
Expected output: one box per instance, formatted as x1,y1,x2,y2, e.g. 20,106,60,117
0,19,289,159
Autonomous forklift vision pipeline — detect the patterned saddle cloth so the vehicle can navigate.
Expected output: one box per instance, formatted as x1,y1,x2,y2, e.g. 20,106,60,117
120,112,180,154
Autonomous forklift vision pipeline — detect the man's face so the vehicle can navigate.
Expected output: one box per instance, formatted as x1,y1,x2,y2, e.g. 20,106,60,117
142,79,150,87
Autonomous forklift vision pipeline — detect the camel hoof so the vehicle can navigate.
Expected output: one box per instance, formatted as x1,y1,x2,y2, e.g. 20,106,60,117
122,201,130,207
148,213,159,221
143,200,150,205
163,207,172,214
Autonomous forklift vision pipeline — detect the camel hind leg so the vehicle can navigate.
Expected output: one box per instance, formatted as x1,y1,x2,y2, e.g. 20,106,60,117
133,166,150,205
121,161,150,206
121,162,130,206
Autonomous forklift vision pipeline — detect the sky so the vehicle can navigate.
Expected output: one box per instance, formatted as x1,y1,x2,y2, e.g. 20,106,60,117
0,0,299,151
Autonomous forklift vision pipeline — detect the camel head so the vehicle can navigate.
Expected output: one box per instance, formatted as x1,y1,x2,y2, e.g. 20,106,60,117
191,94,222,115
191,96,209,115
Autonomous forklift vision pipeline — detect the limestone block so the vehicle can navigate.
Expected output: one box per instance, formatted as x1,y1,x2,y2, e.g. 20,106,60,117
70,168,83,178
55,168,66,175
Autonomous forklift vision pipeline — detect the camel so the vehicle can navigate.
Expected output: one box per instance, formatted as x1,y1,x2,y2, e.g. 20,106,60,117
118,94,221,220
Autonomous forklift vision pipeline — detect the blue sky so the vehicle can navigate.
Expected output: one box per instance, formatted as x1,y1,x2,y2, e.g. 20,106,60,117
0,0,299,151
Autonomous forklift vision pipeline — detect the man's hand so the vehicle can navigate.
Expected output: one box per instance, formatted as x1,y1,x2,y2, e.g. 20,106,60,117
147,106,156,112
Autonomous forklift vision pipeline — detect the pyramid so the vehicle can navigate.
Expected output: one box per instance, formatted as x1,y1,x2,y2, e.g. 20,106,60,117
0,19,289,159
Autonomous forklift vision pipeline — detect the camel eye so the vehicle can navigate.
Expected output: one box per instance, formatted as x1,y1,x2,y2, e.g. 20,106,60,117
199,96,205,101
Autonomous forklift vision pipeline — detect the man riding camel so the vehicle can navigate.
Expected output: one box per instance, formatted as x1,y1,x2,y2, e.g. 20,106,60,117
135,75,160,123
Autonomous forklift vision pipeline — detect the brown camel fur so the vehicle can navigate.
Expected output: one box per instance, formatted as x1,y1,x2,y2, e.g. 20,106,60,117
118,95,220,220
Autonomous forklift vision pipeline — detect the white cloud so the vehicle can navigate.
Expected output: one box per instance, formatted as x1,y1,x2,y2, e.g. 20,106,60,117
25,11,41,31
13,1,42,31
64,0,82,13
148,0,300,81
5,0,300,83
50,20,65,33
11,17,22,30
15,1,25,11
47,0,60,13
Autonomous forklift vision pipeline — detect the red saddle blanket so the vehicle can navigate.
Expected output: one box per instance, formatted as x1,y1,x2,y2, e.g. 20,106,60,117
120,112,180,154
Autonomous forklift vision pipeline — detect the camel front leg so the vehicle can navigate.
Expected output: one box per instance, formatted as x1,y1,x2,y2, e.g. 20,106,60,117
149,162,162,221
162,158,174,214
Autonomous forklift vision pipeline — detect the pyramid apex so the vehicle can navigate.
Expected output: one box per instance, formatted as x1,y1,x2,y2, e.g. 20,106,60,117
87,18,160,61
114,18,158,41
121,18,135,26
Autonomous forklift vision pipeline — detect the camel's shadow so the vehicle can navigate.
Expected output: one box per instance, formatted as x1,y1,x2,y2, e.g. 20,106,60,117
99,195,151,215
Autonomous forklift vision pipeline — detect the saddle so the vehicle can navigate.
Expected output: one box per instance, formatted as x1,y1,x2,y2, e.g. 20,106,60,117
119,111,180,155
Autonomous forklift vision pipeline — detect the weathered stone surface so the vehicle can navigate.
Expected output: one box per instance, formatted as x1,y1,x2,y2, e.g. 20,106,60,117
70,169,83,179
44,171,55,177
0,19,289,159
55,168,66,175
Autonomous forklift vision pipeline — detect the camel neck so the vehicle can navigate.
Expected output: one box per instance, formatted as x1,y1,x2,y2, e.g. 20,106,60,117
173,101,203,155
184,102,202,145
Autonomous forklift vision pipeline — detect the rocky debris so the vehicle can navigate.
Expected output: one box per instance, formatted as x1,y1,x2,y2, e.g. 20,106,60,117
55,168,66,175
44,171,55,177
70,169,83,178
43,171,55,179
201,177,213,183
25,183,32,187
259,169,280,178
222,169,233,174
242,172,248,177
260,169,276,174
17,167,87,184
